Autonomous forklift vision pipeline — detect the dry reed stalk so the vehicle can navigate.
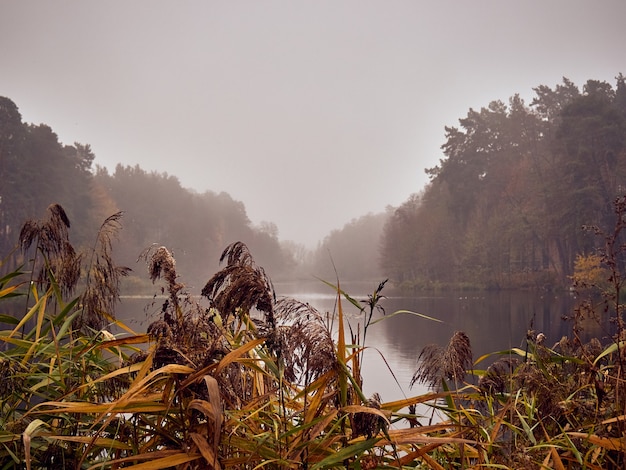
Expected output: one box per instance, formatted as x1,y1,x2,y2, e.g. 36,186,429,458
411,331,473,389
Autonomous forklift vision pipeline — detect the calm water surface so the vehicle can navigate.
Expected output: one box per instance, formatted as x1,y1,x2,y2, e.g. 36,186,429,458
116,283,599,409
2,281,605,426
272,284,586,403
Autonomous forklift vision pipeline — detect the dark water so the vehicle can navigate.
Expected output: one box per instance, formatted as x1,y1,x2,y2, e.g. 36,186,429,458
112,284,607,406
3,283,608,423
272,285,588,403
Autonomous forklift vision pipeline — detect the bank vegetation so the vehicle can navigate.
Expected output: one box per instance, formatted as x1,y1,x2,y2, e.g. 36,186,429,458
1,198,626,469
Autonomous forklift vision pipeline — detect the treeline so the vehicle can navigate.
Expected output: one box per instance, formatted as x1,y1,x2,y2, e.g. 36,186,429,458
6,74,624,292
0,95,390,288
0,97,98,250
93,165,303,285
0,97,297,287
381,75,626,290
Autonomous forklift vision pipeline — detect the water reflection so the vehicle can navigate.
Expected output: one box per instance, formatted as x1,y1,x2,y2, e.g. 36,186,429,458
272,288,585,404
110,287,607,417
3,282,610,423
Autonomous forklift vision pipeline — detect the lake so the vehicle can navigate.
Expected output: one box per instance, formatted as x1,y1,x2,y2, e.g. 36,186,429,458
115,282,602,408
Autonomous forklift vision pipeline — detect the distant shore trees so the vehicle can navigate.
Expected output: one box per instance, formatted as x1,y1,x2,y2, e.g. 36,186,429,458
3,75,626,291
0,97,295,285
380,75,626,290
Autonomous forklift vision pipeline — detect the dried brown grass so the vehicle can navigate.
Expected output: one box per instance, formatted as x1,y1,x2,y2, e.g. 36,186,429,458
411,331,473,389
19,203,81,297
201,242,275,327
80,211,130,330
274,297,337,383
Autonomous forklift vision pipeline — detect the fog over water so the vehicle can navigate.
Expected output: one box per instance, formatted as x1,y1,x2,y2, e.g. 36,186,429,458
2,1,625,247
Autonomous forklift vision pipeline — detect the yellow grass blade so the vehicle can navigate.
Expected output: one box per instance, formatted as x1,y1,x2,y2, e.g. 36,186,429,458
0,284,20,297
370,309,442,325
8,287,46,338
539,422,566,470
360,427,477,446
335,282,348,408
287,410,339,462
418,451,447,470
395,442,444,467
601,414,626,425
342,405,391,424
190,432,221,470
18,293,49,366
87,450,200,470
215,338,265,374
381,392,452,412
303,373,335,424
100,309,140,336
23,419,48,470
189,400,219,423
32,395,168,414
204,375,222,449
0,335,33,348
128,346,155,391
475,347,533,365
94,334,150,349
544,446,566,470
126,363,194,396
567,432,626,452
46,435,132,450
70,362,144,394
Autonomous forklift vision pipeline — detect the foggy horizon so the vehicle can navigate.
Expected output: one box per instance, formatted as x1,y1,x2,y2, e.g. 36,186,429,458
2,1,625,247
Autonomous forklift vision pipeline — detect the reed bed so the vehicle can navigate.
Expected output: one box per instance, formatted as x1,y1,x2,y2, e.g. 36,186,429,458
1,202,626,469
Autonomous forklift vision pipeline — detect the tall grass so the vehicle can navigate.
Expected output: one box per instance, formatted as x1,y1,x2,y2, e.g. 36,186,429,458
2,200,626,468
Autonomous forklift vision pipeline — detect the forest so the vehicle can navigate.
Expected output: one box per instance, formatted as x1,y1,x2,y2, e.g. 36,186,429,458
2,75,626,290
381,75,626,290
0,95,385,287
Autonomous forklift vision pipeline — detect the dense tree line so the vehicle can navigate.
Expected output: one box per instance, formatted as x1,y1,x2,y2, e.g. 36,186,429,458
93,164,298,284
381,76,626,290
0,97,295,287
5,74,624,293
0,97,99,258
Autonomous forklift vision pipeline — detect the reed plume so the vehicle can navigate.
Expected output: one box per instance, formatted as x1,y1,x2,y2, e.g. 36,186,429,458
80,211,130,331
274,297,337,383
411,330,472,389
141,245,227,371
19,203,81,297
201,241,275,327
478,357,520,395
352,392,387,439
140,244,185,324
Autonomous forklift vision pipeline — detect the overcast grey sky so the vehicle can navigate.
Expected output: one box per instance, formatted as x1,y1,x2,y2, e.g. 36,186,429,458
2,1,625,247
